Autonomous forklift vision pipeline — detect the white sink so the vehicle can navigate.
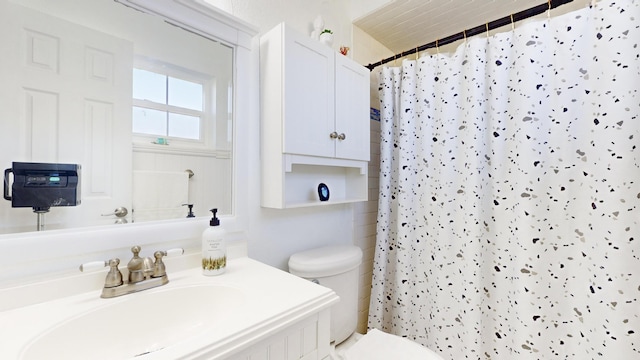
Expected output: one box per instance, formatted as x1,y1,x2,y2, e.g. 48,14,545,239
0,256,337,360
20,284,245,360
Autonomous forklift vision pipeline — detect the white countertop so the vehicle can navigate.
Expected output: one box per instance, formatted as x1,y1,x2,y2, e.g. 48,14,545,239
0,255,339,359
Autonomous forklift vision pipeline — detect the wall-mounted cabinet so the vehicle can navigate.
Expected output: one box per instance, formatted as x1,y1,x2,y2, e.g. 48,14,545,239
260,23,369,209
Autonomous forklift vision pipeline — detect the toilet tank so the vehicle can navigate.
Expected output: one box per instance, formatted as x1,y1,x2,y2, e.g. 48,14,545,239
288,245,363,345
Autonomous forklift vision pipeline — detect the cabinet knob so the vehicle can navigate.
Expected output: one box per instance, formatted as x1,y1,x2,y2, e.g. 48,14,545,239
329,131,338,139
338,133,346,140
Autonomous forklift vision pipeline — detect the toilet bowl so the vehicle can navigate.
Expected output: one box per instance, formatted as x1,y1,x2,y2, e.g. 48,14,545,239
288,245,443,360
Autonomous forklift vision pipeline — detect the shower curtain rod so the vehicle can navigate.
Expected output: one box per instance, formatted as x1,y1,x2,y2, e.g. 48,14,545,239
364,0,574,71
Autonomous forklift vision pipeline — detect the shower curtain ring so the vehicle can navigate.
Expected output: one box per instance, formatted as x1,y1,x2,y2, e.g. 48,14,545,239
436,39,439,54
511,14,515,31
485,22,489,38
547,0,552,18
463,29,467,43
415,46,419,60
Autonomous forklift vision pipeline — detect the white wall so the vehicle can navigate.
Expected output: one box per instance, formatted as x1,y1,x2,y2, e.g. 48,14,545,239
198,0,393,271
0,0,393,288
0,6,395,337
222,1,392,333
198,0,388,270
350,25,391,332
205,0,354,55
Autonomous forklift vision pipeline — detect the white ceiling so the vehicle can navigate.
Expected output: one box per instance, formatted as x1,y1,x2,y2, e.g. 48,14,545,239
354,0,579,54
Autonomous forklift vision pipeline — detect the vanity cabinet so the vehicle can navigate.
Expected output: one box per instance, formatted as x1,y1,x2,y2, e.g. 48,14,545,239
260,23,369,209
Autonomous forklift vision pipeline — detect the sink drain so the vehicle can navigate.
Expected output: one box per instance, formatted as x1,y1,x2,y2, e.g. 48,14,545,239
134,346,165,357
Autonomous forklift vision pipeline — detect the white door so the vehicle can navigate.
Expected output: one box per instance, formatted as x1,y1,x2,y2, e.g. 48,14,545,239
0,2,133,232
283,25,335,158
334,55,370,161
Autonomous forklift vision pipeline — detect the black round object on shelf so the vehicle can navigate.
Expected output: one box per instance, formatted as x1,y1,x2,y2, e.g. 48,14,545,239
318,183,330,201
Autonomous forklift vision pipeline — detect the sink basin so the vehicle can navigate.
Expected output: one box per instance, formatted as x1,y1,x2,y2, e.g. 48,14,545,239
1,257,338,360
20,284,245,360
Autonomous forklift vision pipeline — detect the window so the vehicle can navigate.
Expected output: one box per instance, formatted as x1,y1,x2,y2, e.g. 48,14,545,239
132,67,206,141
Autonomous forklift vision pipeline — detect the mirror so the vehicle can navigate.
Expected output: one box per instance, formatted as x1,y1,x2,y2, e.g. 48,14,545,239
0,0,234,234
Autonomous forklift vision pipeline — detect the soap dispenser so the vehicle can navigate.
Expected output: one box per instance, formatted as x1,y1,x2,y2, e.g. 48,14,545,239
183,203,195,218
202,208,226,276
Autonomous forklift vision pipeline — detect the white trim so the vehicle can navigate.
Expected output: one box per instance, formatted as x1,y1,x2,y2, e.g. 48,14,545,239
133,143,231,158
115,0,258,49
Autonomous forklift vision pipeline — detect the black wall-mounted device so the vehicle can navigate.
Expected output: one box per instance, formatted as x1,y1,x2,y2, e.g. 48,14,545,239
4,162,81,212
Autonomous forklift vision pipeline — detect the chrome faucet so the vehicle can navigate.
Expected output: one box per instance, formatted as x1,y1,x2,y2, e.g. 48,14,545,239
80,246,183,298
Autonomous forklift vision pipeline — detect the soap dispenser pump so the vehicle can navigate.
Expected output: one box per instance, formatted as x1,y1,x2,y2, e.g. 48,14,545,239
202,208,226,276
183,203,195,218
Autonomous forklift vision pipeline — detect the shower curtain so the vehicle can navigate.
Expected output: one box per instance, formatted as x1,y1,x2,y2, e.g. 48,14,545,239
370,1,639,359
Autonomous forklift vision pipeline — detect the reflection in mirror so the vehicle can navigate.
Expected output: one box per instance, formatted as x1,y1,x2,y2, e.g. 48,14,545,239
0,0,233,234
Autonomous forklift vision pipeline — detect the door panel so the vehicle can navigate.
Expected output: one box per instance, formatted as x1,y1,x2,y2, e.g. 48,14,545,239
335,55,370,161
0,3,133,232
283,28,335,158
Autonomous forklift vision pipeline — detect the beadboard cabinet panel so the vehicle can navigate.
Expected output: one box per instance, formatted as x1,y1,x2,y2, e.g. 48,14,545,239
228,309,332,360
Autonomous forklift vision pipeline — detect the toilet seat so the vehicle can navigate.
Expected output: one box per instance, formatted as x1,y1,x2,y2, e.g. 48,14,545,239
341,329,443,360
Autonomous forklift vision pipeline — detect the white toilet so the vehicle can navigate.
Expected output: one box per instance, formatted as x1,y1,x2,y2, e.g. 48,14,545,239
288,245,443,360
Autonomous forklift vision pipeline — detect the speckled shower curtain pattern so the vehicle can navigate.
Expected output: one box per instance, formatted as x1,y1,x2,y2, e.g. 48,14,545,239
370,1,639,359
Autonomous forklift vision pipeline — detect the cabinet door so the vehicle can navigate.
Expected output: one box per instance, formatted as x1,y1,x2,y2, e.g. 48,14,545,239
334,55,370,161
283,28,335,158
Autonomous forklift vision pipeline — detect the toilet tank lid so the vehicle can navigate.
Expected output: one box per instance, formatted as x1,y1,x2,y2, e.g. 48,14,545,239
288,245,363,278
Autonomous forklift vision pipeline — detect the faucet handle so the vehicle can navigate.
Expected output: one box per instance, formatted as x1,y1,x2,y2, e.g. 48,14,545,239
104,259,124,288
79,258,123,288
151,248,184,278
79,260,108,272
163,248,184,257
